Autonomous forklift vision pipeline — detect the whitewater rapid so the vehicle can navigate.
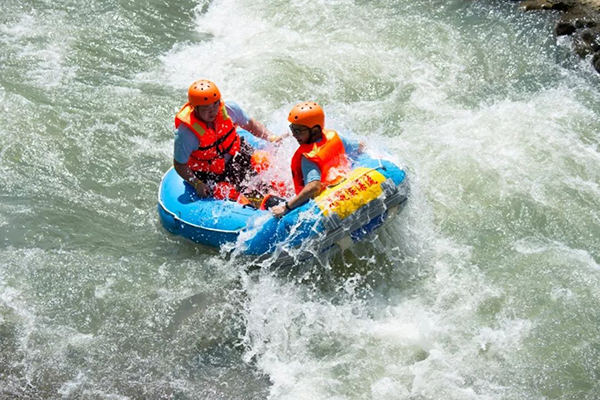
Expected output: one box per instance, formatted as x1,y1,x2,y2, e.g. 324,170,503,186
1,0,600,398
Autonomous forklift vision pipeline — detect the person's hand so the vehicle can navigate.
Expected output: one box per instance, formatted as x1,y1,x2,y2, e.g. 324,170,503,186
268,132,291,145
193,180,210,198
268,134,282,144
271,203,287,218
358,141,366,153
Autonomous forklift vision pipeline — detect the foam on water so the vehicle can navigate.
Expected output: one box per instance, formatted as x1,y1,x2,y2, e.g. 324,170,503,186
150,1,600,398
2,0,600,398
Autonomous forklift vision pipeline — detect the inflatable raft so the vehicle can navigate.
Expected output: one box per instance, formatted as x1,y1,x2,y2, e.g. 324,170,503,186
158,131,409,267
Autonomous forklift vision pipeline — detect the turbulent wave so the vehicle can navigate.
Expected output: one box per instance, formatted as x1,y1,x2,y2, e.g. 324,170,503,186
1,0,600,398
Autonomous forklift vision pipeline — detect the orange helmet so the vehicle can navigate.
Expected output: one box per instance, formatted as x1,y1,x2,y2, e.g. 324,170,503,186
188,80,221,107
287,101,325,129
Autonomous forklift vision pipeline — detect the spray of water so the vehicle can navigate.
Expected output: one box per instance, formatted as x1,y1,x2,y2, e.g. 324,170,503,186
2,0,600,398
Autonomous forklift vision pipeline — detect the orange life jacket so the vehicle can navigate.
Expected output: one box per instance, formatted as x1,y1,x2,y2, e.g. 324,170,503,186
174,101,241,175
291,130,349,195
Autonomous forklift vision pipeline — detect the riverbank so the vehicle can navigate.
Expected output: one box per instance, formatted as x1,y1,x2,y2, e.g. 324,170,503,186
517,0,600,72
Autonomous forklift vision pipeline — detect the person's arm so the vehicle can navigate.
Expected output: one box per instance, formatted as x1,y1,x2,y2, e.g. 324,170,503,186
271,158,322,218
287,181,321,209
240,118,280,143
225,101,281,143
340,136,365,159
271,181,321,218
173,125,210,197
173,160,210,198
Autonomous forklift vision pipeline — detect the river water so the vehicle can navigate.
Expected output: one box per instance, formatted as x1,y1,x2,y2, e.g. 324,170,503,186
2,0,600,399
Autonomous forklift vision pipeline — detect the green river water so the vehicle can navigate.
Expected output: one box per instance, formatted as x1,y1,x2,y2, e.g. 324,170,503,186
1,0,600,399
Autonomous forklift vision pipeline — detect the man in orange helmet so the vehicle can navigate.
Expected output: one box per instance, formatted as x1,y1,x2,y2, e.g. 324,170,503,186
270,101,356,218
174,79,278,198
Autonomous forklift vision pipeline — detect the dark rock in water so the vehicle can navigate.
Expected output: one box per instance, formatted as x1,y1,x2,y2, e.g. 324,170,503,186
585,29,600,51
572,28,600,57
574,15,599,28
593,52,600,72
573,34,592,56
556,9,598,36
556,20,578,35
517,0,600,73
520,0,577,11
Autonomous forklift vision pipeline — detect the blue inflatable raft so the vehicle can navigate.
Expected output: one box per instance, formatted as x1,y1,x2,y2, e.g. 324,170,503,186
158,131,409,267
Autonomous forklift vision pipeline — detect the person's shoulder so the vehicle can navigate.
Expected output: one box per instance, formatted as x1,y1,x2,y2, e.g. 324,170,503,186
224,101,250,125
224,100,243,113
301,155,319,167
175,124,200,147
176,123,195,137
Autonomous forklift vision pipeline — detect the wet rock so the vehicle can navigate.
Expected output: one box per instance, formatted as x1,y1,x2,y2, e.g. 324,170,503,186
593,52,600,72
582,28,600,50
556,20,578,35
520,0,577,11
572,28,600,57
517,0,600,73
555,8,598,36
